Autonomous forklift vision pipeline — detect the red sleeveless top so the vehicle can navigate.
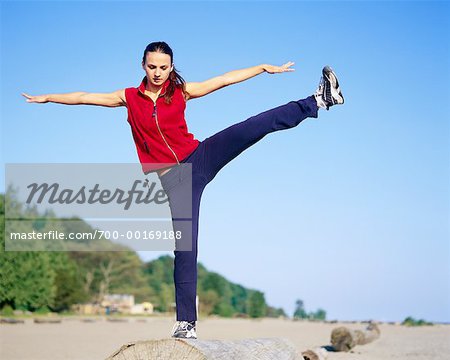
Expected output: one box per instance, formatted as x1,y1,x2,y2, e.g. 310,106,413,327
125,78,200,173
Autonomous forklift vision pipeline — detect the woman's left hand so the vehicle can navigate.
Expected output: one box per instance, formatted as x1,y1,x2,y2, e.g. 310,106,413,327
263,62,295,74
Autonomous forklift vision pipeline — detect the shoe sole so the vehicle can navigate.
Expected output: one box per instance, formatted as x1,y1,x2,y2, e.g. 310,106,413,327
172,335,197,339
322,66,344,106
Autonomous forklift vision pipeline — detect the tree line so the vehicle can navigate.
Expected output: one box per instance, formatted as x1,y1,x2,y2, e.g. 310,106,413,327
0,193,287,318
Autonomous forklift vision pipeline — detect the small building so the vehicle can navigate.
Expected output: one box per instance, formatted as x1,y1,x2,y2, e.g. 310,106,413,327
130,302,154,315
74,295,154,315
102,294,135,314
72,303,103,315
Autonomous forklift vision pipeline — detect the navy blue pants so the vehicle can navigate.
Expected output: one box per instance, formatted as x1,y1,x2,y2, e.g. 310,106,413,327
159,96,318,321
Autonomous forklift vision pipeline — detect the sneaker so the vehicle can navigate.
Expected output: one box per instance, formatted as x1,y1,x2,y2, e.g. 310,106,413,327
171,321,197,339
314,66,344,110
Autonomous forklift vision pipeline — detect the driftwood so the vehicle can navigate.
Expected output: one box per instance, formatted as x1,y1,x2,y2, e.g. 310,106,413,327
81,318,97,323
330,323,380,352
301,347,328,360
106,338,314,360
33,318,62,324
107,318,129,323
0,318,25,324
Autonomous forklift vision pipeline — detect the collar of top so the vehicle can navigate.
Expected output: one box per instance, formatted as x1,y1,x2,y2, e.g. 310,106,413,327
138,77,170,99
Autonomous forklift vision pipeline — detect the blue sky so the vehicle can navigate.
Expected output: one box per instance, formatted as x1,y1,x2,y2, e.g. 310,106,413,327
1,1,449,322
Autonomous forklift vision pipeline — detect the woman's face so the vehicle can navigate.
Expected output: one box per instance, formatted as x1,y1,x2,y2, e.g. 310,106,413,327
142,51,173,88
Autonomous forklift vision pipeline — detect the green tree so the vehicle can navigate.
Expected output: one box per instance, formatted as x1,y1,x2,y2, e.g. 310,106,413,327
68,251,154,304
293,299,308,319
201,272,233,316
310,308,326,320
0,193,56,311
266,306,287,318
49,252,87,312
215,302,235,317
402,316,433,326
157,283,174,312
202,273,232,302
0,251,56,311
143,255,174,309
247,291,266,318
199,289,220,316
230,284,248,314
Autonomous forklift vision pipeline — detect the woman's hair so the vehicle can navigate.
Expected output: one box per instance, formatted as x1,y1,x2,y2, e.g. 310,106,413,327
142,41,186,104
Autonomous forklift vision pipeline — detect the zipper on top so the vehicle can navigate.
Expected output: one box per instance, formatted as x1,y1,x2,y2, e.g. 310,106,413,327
152,100,180,165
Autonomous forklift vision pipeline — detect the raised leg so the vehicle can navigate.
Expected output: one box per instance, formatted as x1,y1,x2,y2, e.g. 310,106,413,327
201,96,318,183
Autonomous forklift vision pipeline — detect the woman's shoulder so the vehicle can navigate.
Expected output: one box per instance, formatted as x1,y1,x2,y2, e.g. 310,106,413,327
125,86,139,94
174,83,186,91
174,83,188,102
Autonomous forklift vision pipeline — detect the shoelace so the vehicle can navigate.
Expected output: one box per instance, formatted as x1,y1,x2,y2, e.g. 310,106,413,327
172,321,194,335
315,77,325,96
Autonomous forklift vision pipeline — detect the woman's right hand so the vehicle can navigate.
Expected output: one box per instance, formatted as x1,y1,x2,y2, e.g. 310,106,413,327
22,93,49,103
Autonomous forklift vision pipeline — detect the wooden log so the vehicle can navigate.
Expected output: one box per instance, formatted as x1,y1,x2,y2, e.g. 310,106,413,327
330,323,380,352
301,347,328,360
33,318,62,324
107,318,129,323
0,318,25,324
81,318,97,323
106,338,306,360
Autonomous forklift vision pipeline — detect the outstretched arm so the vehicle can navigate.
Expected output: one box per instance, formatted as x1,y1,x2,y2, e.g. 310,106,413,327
22,89,126,108
185,62,295,100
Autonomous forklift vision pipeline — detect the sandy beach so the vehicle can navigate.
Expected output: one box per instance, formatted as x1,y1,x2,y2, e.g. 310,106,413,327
1,316,449,359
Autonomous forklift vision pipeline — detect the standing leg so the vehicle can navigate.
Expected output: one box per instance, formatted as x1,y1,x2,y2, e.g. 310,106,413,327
159,147,208,324
172,177,204,322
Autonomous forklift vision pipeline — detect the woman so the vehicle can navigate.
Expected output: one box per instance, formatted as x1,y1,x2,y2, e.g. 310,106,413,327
23,41,344,339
